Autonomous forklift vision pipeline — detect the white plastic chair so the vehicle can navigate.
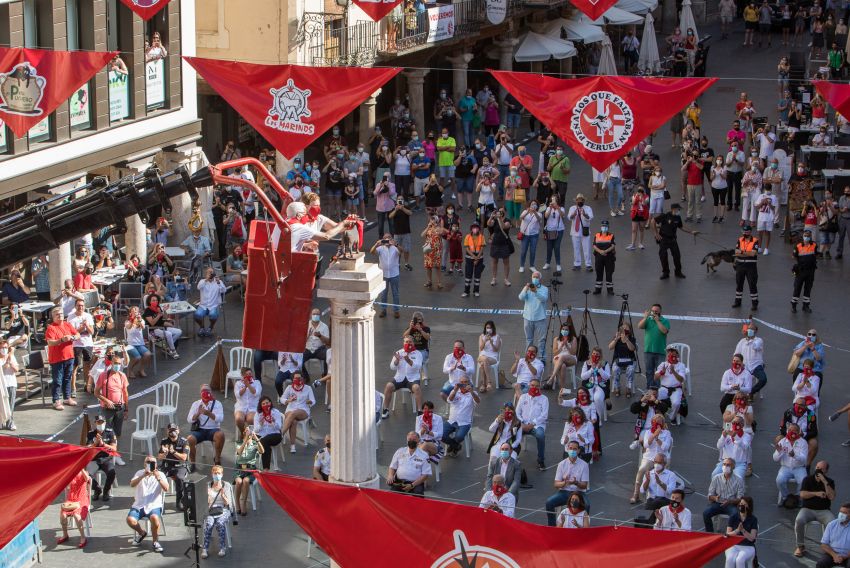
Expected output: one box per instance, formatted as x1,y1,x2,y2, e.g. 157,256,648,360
270,444,286,470
129,404,160,459
432,461,441,483
475,359,500,390
249,478,262,510
284,421,310,447
391,388,416,414
155,381,180,428
667,342,692,395
224,347,253,398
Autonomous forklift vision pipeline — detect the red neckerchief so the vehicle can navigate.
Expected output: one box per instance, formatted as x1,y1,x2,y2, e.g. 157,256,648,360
261,407,274,423
731,365,744,376
567,505,583,515
292,382,304,392
422,412,433,431
149,304,160,314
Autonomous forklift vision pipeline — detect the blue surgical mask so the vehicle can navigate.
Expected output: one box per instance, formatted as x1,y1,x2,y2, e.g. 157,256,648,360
305,165,312,172
311,315,321,322
560,330,569,337
532,277,540,286
747,329,755,338
111,364,122,373
838,512,849,523
500,450,510,459
567,450,578,459
212,474,222,482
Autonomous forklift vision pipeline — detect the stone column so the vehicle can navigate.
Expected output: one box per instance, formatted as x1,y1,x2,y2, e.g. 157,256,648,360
47,242,72,297
125,215,148,260
446,52,474,104
317,253,385,493
358,88,382,147
495,37,518,123
404,69,430,136
158,146,212,245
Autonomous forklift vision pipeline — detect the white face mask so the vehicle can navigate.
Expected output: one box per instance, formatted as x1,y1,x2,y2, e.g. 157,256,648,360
654,463,664,473
95,424,106,432
722,465,732,475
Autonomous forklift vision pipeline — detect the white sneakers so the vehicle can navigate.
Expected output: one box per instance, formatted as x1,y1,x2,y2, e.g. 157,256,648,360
519,266,524,273
629,440,640,450
542,263,550,269
763,249,769,256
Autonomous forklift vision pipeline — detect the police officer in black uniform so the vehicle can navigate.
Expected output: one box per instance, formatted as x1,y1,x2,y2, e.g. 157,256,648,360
86,414,117,501
158,422,190,509
592,219,616,294
791,229,818,313
733,225,760,310
651,202,697,279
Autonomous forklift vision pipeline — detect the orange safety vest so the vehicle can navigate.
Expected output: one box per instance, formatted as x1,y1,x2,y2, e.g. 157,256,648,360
464,233,485,253
737,236,758,252
795,242,816,256
594,232,614,244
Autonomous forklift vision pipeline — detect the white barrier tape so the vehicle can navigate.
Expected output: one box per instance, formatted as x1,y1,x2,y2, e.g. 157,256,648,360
374,302,849,351
46,338,243,442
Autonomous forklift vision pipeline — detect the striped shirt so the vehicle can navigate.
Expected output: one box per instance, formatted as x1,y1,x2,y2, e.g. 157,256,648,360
708,472,745,501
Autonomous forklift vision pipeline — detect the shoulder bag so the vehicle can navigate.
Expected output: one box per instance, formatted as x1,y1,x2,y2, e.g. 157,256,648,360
208,486,225,517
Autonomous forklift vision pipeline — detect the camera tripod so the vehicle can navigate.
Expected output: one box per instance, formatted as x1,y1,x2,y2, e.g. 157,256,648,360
543,279,569,388
616,293,642,375
577,290,600,362
184,523,201,568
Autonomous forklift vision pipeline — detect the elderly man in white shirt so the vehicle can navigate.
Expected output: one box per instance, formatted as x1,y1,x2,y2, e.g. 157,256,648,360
186,384,225,467
545,440,590,526
713,417,753,480
302,308,330,383
387,431,432,497
637,454,684,526
654,490,692,531
440,339,476,402
415,400,444,459
567,194,594,270
194,268,227,337
655,347,688,423
632,414,673,504
443,376,479,457
271,201,346,252
774,424,809,506
516,377,549,470
735,323,767,395
479,474,516,517
381,335,423,419
126,455,169,552
511,345,545,403
719,353,753,414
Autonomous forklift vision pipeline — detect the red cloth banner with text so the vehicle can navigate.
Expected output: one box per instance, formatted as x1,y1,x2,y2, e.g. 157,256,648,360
490,72,717,171
813,81,850,119
572,0,620,22
0,438,103,549
255,473,738,567
185,57,400,159
0,47,117,137
353,0,403,22
120,0,172,20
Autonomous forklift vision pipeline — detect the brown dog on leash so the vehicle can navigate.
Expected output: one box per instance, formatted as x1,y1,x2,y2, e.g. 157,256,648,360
701,249,736,273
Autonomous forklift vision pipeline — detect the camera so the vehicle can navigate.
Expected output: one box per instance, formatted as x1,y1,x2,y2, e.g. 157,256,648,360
550,278,563,287
620,293,629,300
381,239,389,245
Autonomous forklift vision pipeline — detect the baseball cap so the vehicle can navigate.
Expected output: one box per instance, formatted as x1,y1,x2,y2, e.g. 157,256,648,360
742,224,752,231
94,414,106,423
166,422,179,431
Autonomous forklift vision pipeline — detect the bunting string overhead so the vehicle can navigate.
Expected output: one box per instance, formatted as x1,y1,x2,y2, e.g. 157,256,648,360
489,71,717,171
0,47,117,137
184,57,400,159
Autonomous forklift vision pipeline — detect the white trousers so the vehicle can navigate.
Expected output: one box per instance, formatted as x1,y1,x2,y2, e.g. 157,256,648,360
571,235,592,267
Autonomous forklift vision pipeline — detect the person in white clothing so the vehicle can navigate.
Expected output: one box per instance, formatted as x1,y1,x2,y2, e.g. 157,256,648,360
302,308,330,382
280,373,315,453
479,475,516,517
792,365,821,410
755,185,778,254
655,347,688,422
68,299,94,397
387,432,432,497
719,354,753,414
516,378,549,469
560,407,595,461
186,384,225,467
275,351,304,399
632,414,673,503
234,367,261,436
648,167,667,216
713,417,752,479
734,323,767,395
272,201,346,252
444,377,479,456
545,442,590,526
557,491,591,528
440,340,476,401
654,490,692,531
774,424,809,505
0,339,19,430
194,268,227,337
252,395,283,470
415,401,444,459
487,403,522,458
559,387,600,426
580,347,611,424
477,321,502,392
511,345,545,403
381,336,424,418
567,194,594,270
126,455,169,552
641,454,683,502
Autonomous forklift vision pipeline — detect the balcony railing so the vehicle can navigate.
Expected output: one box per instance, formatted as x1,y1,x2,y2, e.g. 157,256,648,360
300,0,567,67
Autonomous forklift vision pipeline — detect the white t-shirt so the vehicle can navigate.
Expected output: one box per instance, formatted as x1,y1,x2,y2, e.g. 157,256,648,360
234,379,262,413
756,192,778,222
68,312,94,348
655,505,692,531
557,508,588,528
376,245,400,279
125,321,146,346
131,470,166,511
448,391,476,426
478,183,496,205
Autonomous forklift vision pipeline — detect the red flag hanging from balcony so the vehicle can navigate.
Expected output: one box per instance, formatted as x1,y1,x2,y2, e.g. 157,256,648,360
185,57,400,159
812,81,850,118
0,437,104,549
120,0,172,20
255,472,738,567
572,0,620,21
352,0,404,22
0,47,117,138
490,72,717,171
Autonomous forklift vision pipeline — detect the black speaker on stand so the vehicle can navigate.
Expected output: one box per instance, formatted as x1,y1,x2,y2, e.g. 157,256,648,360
182,473,207,568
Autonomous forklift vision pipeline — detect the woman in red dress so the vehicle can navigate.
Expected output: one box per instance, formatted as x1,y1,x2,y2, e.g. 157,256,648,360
57,469,91,548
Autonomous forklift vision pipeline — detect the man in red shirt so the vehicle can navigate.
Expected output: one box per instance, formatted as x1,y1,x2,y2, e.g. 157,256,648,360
94,351,129,456
681,152,705,223
45,307,80,410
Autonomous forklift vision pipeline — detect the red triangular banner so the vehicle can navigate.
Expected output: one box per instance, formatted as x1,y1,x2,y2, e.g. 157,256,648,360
0,437,102,549
490,72,718,171
352,0,403,22
813,80,850,118
573,0,619,21
255,472,738,567
120,0,172,20
0,47,117,138
184,57,400,159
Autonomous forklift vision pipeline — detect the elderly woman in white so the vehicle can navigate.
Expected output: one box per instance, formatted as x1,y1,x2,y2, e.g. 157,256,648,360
631,414,673,504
